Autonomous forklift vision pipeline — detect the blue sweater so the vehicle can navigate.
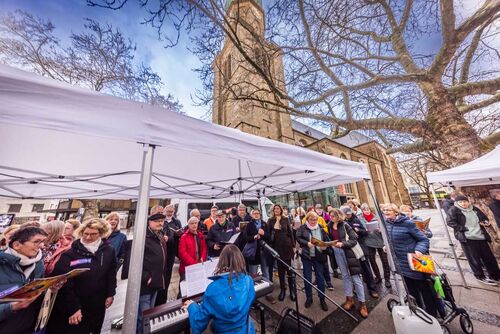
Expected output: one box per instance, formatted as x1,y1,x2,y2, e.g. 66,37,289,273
386,215,430,280
188,273,256,334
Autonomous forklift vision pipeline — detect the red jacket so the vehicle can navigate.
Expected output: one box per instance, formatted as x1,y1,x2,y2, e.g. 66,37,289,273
178,229,207,274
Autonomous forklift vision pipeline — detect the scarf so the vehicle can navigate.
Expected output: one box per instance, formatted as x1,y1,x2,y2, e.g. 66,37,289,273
305,221,319,230
363,212,374,222
5,247,42,279
81,238,102,254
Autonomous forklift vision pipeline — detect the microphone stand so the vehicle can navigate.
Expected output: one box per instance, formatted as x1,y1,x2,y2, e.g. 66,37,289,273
259,240,359,330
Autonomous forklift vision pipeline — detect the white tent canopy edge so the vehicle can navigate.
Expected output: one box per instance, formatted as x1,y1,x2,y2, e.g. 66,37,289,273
0,65,375,333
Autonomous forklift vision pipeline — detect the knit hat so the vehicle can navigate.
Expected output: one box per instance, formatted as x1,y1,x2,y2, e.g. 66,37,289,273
340,206,353,215
454,195,469,202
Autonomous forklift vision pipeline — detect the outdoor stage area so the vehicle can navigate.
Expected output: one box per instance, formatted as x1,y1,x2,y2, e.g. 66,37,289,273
102,209,500,334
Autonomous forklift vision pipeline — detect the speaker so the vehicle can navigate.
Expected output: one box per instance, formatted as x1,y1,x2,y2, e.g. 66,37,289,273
276,308,322,334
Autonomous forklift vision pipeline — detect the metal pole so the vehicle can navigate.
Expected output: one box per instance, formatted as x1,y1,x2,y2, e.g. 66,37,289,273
430,184,469,288
122,144,155,334
365,179,405,304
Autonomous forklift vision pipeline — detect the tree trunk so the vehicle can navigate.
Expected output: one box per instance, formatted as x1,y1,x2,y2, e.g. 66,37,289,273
425,85,483,166
81,199,99,220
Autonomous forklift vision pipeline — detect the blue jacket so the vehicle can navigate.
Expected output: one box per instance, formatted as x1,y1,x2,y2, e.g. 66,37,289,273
188,273,256,334
385,215,430,280
107,230,127,265
0,250,45,333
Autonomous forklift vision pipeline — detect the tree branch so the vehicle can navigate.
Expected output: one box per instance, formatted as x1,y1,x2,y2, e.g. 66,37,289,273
449,77,500,97
458,93,500,114
386,140,435,154
484,131,500,146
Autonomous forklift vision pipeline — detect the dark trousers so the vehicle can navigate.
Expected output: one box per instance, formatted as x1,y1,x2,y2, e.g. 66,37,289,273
155,253,176,305
360,258,377,292
302,256,326,301
367,247,390,280
277,258,292,289
403,276,438,317
461,240,500,280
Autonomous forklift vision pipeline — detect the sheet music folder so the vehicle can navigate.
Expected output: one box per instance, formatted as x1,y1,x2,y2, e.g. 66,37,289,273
180,258,219,298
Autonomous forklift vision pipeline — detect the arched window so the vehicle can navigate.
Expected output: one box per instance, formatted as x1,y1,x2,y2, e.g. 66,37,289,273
298,139,307,147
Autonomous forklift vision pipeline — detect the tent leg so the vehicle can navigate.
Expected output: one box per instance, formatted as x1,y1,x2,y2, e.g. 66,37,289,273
430,185,469,288
122,144,156,334
364,180,405,304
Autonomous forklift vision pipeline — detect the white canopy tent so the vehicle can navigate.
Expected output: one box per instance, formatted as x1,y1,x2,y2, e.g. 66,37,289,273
426,145,500,288
427,145,500,187
0,65,380,333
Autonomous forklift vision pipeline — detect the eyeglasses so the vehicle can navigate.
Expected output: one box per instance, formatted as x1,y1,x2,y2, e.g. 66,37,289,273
83,232,100,237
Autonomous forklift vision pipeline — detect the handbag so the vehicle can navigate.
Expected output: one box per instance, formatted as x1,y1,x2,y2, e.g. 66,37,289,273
344,225,365,260
242,240,258,260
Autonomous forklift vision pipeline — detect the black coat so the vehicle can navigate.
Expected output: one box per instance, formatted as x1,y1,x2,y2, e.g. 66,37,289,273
295,224,330,261
267,216,294,261
163,217,182,257
327,221,362,276
442,199,455,216
206,221,237,257
446,205,491,243
141,227,167,295
245,219,269,265
46,239,117,334
233,213,252,250
345,215,369,254
489,199,500,228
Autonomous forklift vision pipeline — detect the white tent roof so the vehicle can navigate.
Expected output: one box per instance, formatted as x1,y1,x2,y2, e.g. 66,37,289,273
0,65,370,200
427,145,500,187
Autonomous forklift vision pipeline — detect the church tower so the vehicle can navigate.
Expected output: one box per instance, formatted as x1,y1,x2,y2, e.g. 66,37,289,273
212,0,295,144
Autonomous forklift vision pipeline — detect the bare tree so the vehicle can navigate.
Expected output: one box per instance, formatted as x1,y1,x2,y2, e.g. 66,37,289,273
88,0,500,166
399,154,444,208
0,10,181,111
0,10,182,219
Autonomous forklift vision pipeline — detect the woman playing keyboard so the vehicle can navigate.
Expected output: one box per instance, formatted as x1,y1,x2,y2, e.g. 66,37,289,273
182,244,256,334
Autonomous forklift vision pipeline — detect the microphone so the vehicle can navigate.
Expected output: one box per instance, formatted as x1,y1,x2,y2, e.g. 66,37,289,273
259,240,279,258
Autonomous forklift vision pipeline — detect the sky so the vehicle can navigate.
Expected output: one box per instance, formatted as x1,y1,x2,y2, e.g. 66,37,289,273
0,0,492,126
0,0,209,119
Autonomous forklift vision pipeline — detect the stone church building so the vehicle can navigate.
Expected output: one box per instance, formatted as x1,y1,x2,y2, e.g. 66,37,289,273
212,0,410,208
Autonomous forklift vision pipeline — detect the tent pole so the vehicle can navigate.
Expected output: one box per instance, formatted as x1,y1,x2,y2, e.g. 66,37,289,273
430,184,469,288
364,179,405,304
122,144,156,334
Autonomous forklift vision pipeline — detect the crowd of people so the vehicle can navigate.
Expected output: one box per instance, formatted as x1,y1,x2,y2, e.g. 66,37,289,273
1,193,499,334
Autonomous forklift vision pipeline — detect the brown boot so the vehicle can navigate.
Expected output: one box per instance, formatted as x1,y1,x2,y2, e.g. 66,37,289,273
359,302,368,318
342,296,354,311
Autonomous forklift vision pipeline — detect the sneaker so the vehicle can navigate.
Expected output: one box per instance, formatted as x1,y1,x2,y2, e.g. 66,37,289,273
326,282,334,291
476,277,497,286
305,299,313,308
484,278,499,285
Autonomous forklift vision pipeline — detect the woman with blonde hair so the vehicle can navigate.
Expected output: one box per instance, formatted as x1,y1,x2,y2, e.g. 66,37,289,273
383,203,436,316
105,212,127,268
46,218,116,334
41,220,72,276
183,244,256,334
64,219,80,240
328,208,368,318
